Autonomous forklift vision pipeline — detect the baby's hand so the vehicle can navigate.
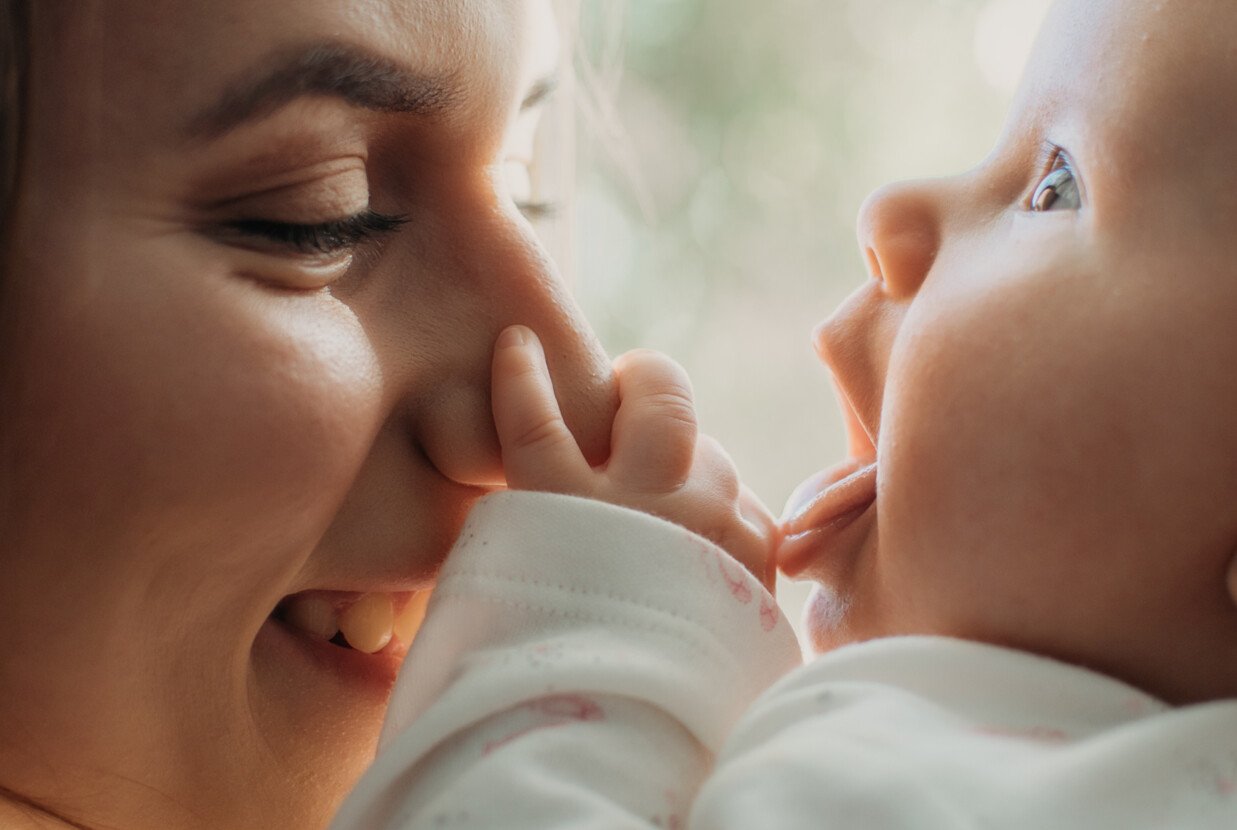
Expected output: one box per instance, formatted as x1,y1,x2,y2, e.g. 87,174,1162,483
492,325,776,590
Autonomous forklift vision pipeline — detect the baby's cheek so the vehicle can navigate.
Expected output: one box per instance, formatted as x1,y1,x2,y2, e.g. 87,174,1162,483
876,274,1153,617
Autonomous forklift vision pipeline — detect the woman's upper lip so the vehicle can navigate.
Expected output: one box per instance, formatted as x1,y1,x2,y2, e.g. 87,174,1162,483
291,533,469,598
286,577,430,595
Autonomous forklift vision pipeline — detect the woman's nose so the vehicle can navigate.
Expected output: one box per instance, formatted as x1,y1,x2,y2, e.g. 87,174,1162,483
403,216,619,488
489,243,619,469
855,178,942,299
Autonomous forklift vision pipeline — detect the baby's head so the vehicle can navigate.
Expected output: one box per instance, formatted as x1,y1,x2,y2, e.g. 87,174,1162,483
783,0,1237,703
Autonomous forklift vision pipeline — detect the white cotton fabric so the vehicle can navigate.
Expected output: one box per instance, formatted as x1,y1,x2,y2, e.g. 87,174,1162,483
330,491,1237,830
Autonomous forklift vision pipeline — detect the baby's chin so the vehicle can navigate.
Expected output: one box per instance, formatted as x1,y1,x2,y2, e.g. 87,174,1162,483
802,582,855,655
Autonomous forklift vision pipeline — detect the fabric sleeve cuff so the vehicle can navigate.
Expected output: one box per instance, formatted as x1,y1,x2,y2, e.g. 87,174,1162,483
378,490,802,756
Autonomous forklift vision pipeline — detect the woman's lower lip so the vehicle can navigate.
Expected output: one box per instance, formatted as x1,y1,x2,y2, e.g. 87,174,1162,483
257,614,405,692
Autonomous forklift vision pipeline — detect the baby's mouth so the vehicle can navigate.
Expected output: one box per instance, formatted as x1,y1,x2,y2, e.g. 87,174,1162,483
782,459,877,532
778,458,878,578
273,590,429,656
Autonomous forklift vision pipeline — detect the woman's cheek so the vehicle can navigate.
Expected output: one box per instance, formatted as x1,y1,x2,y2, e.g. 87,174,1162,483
20,233,385,568
154,289,387,547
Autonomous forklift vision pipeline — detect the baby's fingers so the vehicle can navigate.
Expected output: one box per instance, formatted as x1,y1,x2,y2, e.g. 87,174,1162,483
608,350,698,493
736,484,779,590
492,326,591,492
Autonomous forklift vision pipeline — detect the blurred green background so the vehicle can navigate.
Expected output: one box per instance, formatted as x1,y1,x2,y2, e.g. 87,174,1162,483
568,0,1052,627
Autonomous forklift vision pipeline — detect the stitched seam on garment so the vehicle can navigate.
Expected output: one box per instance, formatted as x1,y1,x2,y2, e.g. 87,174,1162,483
441,567,765,643
443,568,758,624
431,580,740,666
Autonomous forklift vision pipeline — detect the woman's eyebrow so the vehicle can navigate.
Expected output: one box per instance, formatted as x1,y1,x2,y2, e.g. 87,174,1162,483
186,41,459,140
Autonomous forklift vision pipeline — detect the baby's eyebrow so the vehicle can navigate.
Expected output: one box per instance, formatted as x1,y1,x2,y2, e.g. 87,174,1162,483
185,41,459,141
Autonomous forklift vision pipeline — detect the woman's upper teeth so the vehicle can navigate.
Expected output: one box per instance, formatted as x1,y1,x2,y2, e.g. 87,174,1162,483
281,591,429,654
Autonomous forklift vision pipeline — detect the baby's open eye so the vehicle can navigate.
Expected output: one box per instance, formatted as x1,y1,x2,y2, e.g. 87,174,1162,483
1031,152,1081,212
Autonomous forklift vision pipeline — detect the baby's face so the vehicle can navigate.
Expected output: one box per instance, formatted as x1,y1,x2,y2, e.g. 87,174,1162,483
786,0,1237,702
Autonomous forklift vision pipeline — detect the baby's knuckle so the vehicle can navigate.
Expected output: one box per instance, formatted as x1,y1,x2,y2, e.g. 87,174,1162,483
506,358,547,386
513,415,567,451
646,391,697,429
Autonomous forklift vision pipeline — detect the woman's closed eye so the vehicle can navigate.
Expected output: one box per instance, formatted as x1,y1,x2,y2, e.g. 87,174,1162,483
195,155,408,289
209,206,408,291
1030,147,1081,212
221,209,408,259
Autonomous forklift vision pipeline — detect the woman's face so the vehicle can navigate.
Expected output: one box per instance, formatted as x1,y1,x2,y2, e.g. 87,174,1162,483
0,1,615,828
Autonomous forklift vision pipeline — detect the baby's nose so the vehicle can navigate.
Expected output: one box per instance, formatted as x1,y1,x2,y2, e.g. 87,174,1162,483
855,178,942,299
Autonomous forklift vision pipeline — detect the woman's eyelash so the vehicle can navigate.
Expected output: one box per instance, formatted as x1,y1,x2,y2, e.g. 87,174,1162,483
224,209,408,256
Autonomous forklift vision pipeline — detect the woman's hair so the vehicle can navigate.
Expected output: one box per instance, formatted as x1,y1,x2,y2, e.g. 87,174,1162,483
0,0,28,240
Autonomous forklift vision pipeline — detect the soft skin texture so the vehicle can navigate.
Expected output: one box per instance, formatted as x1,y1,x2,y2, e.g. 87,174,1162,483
795,0,1237,703
0,2,617,829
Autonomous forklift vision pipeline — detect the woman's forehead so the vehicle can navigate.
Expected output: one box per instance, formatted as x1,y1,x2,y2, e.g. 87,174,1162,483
37,0,539,135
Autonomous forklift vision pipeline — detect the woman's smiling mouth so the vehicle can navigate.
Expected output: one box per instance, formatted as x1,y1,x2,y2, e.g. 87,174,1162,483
276,590,429,655
260,589,431,687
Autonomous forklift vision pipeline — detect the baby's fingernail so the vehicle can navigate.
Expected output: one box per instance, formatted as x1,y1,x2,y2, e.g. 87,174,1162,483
497,325,531,349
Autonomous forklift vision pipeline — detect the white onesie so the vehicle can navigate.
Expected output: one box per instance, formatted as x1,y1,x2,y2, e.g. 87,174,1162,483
330,491,1237,829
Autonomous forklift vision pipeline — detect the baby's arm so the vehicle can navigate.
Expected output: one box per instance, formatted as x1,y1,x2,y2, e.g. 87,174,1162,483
330,328,800,830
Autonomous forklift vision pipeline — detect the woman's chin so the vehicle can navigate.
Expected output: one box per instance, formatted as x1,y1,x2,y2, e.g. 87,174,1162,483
245,616,394,819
